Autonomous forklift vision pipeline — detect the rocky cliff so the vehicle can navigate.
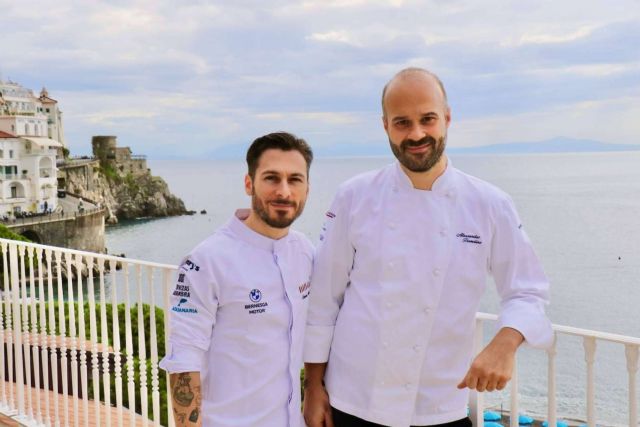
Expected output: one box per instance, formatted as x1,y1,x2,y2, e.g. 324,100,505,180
63,161,187,224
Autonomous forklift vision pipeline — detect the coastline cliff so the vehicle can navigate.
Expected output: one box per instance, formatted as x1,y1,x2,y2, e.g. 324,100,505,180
59,136,188,224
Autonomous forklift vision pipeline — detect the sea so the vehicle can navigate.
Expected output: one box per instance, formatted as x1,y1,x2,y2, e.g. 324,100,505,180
106,152,640,425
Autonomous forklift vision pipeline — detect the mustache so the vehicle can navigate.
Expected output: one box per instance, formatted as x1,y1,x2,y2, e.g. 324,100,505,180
402,135,437,149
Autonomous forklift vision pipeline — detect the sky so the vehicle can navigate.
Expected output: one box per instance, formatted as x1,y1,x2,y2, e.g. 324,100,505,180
1,0,639,158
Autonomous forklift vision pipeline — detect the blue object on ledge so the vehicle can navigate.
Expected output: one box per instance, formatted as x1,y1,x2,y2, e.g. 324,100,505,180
484,411,502,421
542,421,569,427
485,422,503,427
518,414,534,425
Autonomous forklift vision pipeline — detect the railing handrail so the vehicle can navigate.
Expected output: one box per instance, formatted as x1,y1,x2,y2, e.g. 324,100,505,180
477,312,640,346
1,207,107,227
0,237,177,270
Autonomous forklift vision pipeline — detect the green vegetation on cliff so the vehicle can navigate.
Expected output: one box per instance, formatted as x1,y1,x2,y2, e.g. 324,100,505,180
0,224,31,242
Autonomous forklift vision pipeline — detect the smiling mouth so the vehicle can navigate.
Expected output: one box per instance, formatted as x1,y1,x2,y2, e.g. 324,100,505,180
405,143,432,154
270,202,295,210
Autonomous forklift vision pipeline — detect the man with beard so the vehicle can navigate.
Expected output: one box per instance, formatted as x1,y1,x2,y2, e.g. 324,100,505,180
160,132,314,427
303,68,553,427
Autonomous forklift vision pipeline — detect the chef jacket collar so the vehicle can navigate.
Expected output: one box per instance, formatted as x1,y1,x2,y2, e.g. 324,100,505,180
227,209,291,252
393,157,456,195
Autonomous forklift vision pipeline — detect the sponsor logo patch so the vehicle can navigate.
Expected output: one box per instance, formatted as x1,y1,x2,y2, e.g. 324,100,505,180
245,289,267,314
249,289,262,302
180,259,200,272
298,281,311,299
171,297,198,314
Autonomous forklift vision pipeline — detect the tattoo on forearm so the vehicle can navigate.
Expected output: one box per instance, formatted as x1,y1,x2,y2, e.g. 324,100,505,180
173,373,195,407
189,408,199,422
173,408,187,423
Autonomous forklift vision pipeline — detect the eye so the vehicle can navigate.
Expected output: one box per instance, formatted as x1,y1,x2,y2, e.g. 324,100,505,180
394,119,410,128
421,116,436,125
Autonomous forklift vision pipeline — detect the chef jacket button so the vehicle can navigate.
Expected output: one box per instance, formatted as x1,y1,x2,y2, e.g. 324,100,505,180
404,382,412,390
433,268,441,277
388,222,397,229
423,307,431,314
446,191,454,198
439,229,447,237
413,344,421,352
392,186,399,193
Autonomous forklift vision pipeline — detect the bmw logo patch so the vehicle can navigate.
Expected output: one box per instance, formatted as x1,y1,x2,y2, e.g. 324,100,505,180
249,289,262,302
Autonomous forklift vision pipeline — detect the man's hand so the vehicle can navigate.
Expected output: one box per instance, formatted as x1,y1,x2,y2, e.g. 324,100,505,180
457,327,524,392
303,363,334,427
303,383,334,427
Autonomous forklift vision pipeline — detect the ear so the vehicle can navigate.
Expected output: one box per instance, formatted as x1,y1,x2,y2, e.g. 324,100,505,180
444,106,452,128
382,114,389,132
244,174,253,196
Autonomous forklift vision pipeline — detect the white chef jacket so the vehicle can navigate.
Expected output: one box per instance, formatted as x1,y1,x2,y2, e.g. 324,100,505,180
304,161,553,427
159,209,313,427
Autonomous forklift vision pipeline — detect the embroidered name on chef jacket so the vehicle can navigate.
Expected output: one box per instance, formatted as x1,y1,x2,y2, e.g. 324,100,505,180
456,232,482,245
245,288,269,314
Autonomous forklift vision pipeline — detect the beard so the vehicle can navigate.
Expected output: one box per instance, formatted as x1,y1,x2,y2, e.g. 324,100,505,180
389,134,446,173
252,193,305,229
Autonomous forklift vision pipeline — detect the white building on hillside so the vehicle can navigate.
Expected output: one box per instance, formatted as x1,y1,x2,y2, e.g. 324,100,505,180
0,80,64,217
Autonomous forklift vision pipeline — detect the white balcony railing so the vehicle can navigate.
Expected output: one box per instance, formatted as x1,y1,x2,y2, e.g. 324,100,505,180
0,238,638,427
0,238,176,427
469,313,640,427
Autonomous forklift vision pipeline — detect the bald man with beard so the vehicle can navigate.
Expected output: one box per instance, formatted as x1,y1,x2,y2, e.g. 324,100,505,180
303,68,553,427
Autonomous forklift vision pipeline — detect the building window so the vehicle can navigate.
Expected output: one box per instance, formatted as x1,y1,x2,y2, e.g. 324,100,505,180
11,186,17,198
9,150,14,158
46,108,50,113
11,124,15,132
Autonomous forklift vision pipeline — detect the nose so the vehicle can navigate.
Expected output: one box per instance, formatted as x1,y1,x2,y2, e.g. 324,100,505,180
275,180,292,199
407,123,426,142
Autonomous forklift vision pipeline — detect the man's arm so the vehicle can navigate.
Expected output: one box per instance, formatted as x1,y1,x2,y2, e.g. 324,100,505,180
459,195,553,392
304,188,354,427
457,327,523,392
170,372,203,427
303,363,333,427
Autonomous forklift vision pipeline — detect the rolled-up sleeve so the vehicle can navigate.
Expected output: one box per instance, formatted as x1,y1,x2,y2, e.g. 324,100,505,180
159,254,218,373
304,188,355,362
490,195,554,349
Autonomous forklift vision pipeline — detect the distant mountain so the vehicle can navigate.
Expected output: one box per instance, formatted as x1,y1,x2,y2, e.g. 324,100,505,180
207,137,640,159
448,137,640,154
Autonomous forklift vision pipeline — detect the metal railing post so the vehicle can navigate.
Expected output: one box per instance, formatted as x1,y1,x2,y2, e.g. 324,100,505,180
625,344,639,427
468,318,484,427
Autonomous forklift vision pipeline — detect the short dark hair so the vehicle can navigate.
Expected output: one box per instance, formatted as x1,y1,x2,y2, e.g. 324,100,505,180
246,132,313,178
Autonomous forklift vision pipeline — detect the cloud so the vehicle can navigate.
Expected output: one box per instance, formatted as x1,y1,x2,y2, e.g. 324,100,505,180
307,30,360,46
1,0,638,158
255,111,361,125
504,25,598,47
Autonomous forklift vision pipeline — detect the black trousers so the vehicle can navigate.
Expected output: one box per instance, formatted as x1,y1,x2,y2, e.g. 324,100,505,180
331,407,472,427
